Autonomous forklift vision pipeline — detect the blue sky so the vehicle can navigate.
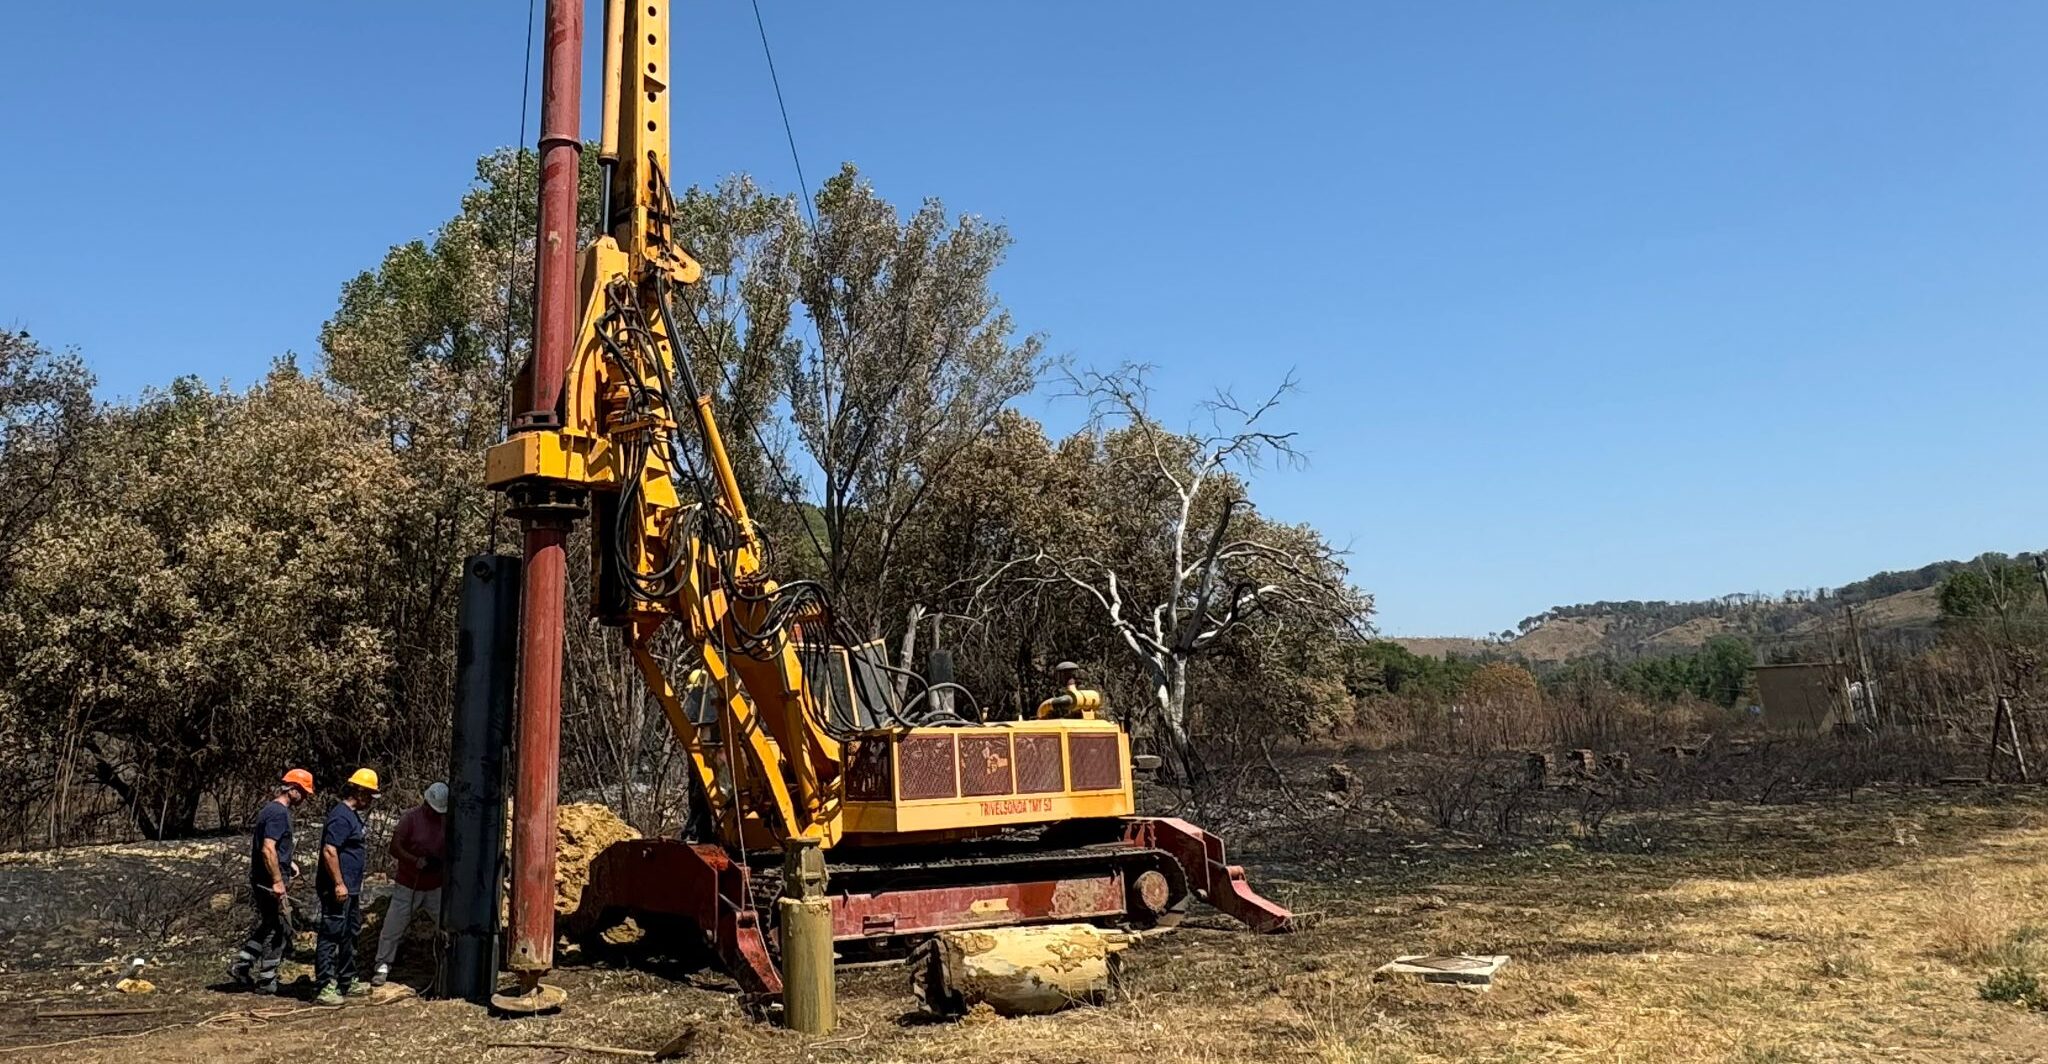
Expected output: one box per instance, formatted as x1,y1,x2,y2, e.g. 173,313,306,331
4,2,2045,636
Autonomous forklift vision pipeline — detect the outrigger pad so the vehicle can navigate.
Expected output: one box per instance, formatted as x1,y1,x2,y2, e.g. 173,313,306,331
1120,816,1296,933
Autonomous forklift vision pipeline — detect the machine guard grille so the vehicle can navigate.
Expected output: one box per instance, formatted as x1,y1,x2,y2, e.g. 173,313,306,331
1069,734,1123,791
958,735,1014,797
1014,734,1064,793
898,735,959,800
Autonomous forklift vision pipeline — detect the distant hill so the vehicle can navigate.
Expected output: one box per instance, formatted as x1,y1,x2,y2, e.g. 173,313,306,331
1395,552,2031,664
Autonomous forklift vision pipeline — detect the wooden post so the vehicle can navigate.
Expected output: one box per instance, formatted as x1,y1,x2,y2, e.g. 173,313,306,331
778,838,834,1034
1986,697,2004,780
1992,696,2030,783
1845,605,1883,729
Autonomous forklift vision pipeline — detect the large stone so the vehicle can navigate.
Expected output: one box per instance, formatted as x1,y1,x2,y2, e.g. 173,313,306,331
913,924,1131,1017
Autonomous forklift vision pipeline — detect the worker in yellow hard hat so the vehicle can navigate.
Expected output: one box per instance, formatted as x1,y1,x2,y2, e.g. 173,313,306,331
228,768,314,993
313,768,379,1006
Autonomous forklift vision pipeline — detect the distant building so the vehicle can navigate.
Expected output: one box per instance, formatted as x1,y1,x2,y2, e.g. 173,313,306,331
1751,662,1853,734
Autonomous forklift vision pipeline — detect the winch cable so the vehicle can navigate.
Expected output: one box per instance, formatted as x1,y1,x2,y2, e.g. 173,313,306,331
486,0,540,555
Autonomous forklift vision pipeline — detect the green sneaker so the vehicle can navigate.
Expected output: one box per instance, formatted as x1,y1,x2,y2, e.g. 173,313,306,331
313,983,344,1007
343,981,372,998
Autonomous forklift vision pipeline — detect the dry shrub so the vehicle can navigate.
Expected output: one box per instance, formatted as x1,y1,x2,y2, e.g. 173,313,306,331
1933,877,2019,965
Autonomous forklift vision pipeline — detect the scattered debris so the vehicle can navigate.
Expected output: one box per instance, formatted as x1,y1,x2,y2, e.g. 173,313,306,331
113,976,155,994
598,915,648,946
34,1005,169,1020
367,983,416,1005
1374,953,1509,991
490,981,568,1015
484,1040,654,1059
650,1020,701,1060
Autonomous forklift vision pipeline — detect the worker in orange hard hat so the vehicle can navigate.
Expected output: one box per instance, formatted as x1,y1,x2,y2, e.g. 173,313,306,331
227,768,315,993
313,768,379,1006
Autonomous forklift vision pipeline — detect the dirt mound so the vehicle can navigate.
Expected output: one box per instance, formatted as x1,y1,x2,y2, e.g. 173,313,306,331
554,802,639,915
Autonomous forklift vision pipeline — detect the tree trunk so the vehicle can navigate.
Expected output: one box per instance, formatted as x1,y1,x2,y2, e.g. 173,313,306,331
1156,656,1203,786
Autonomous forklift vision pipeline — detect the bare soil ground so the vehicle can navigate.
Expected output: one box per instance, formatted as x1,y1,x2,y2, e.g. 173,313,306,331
3,774,2046,1063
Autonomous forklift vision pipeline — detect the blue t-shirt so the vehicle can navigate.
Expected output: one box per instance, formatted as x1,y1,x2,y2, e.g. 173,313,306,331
319,802,367,893
248,799,294,886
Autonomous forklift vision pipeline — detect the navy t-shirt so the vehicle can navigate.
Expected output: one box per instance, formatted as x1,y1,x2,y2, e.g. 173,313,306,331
318,802,367,894
248,800,294,886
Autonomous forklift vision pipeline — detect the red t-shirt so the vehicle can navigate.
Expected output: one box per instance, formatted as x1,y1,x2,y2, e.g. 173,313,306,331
389,805,447,890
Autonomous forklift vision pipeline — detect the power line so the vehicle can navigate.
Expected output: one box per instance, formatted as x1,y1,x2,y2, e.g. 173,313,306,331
489,0,540,556
748,0,818,227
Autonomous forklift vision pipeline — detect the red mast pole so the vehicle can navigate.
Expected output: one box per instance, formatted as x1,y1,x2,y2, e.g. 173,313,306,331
508,0,582,989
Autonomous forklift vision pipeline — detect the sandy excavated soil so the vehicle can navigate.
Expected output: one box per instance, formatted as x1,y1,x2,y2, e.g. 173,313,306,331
553,802,640,915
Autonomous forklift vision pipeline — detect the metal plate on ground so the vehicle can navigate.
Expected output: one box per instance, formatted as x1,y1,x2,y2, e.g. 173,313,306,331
1374,953,1509,990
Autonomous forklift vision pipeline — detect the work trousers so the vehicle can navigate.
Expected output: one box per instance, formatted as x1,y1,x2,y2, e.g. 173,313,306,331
314,893,363,989
373,883,441,969
236,886,292,990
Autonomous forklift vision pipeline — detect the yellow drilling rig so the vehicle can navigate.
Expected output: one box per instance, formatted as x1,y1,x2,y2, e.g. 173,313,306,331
468,0,1293,1023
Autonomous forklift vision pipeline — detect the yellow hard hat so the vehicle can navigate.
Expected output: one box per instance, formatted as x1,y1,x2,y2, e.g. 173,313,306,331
346,767,381,793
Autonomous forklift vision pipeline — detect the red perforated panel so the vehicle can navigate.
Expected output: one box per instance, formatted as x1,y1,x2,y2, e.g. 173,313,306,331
958,735,1014,797
1014,734,1064,794
1069,734,1123,791
898,735,959,800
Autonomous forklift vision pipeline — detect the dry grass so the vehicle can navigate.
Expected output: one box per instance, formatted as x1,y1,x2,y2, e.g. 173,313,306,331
5,790,2048,1063
1934,878,2024,967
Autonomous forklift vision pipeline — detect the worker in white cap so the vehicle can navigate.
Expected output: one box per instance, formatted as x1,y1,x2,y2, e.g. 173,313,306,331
370,781,448,987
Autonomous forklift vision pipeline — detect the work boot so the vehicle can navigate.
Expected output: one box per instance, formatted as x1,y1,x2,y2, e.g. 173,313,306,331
370,963,389,987
313,983,343,1007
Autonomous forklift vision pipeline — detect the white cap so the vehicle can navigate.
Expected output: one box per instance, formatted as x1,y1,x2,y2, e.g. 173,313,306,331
424,782,449,814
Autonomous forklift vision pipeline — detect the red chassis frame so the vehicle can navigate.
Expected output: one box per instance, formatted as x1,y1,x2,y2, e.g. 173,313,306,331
565,816,1293,1005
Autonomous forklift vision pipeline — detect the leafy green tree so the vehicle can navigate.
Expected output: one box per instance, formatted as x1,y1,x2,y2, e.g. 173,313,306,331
1345,641,1477,704
1693,635,1755,708
1938,564,2035,621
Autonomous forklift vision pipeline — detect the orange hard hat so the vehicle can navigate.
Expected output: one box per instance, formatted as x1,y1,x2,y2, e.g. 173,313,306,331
281,768,314,794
